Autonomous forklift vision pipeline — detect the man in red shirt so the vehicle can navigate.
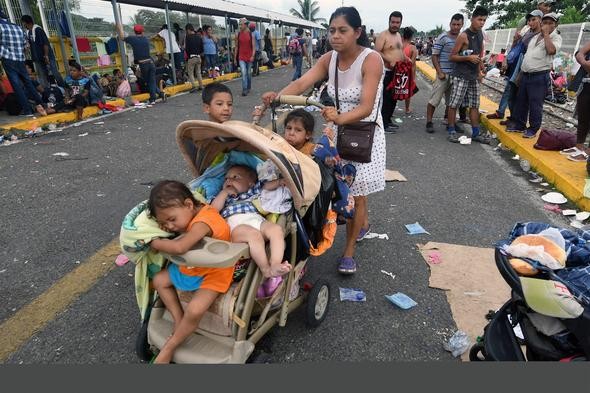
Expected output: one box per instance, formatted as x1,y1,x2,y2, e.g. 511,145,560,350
233,17,255,96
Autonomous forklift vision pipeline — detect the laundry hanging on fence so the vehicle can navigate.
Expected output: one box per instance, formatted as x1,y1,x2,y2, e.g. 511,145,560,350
95,41,107,56
105,37,119,55
97,54,111,66
75,37,91,52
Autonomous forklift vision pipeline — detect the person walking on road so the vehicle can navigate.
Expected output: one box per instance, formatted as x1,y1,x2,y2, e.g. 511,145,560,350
262,6,385,275
249,22,262,76
116,23,166,104
289,27,307,81
234,17,255,96
572,41,590,161
375,11,404,133
185,24,204,92
425,13,464,133
21,14,64,88
263,28,275,69
202,25,218,74
0,9,45,116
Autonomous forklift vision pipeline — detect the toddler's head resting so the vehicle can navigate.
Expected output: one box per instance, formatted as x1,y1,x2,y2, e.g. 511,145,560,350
148,180,202,233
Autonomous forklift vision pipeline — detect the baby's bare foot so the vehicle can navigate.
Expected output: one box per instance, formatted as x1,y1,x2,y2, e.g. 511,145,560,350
269,261,291,277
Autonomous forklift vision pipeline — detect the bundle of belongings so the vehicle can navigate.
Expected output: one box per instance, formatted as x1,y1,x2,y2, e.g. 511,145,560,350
500,222,590,319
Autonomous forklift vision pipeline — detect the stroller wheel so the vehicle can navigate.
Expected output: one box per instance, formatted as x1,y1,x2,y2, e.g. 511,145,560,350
136,317,154,363
469,342,487,361
305,279,330,328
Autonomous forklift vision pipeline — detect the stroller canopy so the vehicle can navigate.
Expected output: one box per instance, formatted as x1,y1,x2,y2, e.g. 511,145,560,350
176,120,321,215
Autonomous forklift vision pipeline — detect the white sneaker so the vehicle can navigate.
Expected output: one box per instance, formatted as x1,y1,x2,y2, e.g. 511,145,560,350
560,147,581,155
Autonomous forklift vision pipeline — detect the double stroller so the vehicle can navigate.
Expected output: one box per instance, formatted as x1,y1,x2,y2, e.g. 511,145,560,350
470,223,590,361
121,114,334,363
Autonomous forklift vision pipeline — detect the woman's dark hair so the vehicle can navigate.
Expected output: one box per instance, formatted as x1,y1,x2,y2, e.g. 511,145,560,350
148,180,200,218
21,14,33,24
329,7,370,47
403,27,415,40
284,108,315,134
265,28,270,36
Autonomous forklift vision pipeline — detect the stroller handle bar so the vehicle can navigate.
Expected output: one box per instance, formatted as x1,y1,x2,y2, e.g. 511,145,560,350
252,95,325,125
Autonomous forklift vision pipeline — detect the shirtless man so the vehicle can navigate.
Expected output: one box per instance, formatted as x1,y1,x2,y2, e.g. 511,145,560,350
375,11,405,133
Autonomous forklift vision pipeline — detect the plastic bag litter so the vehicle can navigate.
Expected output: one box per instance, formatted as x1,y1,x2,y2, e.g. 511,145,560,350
339,287,366,302
443,330,471,357
385,292,417,309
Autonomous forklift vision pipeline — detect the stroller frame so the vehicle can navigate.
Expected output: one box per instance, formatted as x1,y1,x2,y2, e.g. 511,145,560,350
135,119,329,364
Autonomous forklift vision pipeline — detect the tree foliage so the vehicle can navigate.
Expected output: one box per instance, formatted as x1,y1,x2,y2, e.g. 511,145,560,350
461,0,589,29
289,0,326,23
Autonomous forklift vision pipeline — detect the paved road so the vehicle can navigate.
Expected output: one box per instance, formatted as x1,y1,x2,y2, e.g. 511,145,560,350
0,65,569,363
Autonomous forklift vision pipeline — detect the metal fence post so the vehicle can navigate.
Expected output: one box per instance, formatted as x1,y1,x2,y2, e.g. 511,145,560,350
164,1,177,85
574,23,586,54
111,0,128,78
62,0,80,64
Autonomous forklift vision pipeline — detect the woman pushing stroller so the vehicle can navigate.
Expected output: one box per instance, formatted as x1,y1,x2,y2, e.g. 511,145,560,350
262,6,386,275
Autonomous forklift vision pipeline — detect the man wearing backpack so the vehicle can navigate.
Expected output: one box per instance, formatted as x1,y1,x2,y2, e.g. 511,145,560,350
487,10,542,122
289,27,307,81
234,17,256,96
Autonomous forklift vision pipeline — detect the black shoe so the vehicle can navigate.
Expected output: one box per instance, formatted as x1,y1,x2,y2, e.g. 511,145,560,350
426,122,434,133
384,124,398,133
241,91,247,96
159,92,167,102
189,88,198,93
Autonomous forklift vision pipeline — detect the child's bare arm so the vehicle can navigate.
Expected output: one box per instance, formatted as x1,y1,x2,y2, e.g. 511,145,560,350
151,222,211,255
262,178,286,191
211,188,232,212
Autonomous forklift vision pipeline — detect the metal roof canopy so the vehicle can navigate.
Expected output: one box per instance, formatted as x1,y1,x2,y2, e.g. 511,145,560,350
103,0,325,29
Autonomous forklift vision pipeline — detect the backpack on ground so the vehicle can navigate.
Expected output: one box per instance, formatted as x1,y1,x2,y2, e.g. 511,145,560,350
288,36,302,56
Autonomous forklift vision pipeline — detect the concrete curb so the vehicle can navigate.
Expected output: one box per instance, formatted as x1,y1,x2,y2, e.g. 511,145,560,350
1,62,283,134
416,60,590,211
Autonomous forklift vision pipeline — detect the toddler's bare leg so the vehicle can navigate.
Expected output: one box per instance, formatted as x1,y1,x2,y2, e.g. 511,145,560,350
154,288,218,364
152,270,183,332
261,221,291,277
232,225,272,277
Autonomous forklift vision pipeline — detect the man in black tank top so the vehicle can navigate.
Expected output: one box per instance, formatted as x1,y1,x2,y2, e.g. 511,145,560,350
446,6,489,144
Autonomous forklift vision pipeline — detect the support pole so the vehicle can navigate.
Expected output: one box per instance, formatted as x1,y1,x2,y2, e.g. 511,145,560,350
4,0,16,23
37,0,50,34
164,1,177,85
50,0,69,73
505,28,512,51
492,30,498,54
574,22,586,54
62,0,80,64
225,14,230,70
198,14,202,28
111,0,128,78
185,11,189,25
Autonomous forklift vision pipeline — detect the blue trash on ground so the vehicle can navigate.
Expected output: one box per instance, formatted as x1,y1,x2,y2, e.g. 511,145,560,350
385,292,417,309
339,287,366,302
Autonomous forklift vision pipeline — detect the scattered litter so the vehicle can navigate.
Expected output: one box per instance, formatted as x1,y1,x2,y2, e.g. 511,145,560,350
418,152,426,156
73,123,81,127
479,109,488,113
458,135,471,145
575,212,590,221
543,204,562,213
443,330,471,357
115,254,130,267
427,251,443,264
512,154,520,160
385,292,417,310
519,159,531,172
380,270,396,280
339,287,366,302
105,131,111,134
96,193,106,197
571,220,585,229
540,182,549,186
94,121,105,125
78,132,88,137
384,169,407,182
562,209,577,216
394,118,403,124
364,232,389,240
137,127,142,130
52,152,69,157
541,192,567,204
405,222,430,235
0,269,6,273
566,123,574,128
529,175,543,183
